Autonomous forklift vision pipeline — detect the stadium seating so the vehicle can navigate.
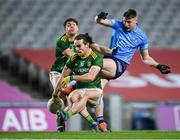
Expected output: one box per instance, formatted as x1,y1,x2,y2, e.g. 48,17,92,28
0,0,180,50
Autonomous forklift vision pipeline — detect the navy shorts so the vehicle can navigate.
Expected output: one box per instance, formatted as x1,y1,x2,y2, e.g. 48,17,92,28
103,54,128,80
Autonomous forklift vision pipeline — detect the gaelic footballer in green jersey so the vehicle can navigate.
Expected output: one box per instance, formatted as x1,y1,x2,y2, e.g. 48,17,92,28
66,50,103,89
49,18,78,90
55,34,103,131
51,34,76,73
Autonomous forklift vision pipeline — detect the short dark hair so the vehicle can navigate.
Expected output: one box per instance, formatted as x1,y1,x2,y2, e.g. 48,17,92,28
123,9,137,19
64,18,78,27
75,33,94,44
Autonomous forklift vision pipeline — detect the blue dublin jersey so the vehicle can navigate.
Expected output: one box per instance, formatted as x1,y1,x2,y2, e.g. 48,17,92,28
109,19,148,64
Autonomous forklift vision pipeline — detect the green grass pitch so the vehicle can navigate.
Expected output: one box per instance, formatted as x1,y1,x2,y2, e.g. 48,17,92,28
0,131,180,139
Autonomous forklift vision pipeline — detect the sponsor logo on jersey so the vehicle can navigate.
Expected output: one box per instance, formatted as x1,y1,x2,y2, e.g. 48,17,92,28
87,61,92,67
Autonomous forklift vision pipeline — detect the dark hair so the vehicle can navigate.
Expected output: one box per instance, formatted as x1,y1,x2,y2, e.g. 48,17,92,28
123,9,137,19
75,33,94,44
64,18,78,27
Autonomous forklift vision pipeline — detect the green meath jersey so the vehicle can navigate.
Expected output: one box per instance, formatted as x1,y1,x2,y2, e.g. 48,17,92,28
66,49,103,89
51,34,75,72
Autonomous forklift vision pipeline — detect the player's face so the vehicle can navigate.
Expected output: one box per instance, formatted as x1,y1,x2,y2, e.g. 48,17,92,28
65,21,78,36
74,39,89,57
123,17,137,31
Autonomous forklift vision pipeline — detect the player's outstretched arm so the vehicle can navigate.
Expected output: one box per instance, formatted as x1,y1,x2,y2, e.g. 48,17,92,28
95,11,112,27
90,43,112,55
140,50,171,74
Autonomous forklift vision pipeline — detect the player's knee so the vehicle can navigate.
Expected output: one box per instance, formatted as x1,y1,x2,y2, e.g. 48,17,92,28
82,93,90,99
71,93,81,103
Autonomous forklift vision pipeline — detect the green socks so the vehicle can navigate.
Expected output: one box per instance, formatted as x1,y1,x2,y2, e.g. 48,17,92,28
66,110,73,119
85,115,97,126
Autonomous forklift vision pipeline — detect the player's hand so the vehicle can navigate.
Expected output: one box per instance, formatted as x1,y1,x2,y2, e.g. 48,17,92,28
112,47,118,54
156,64,171,74
97,11,108,19
52,94,60,104
61,76,72,87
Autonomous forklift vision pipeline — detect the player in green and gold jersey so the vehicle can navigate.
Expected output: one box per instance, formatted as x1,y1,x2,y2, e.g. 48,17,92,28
55,33,103,132
49,18,78,91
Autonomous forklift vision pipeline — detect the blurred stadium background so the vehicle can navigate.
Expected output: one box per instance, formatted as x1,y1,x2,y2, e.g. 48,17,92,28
0,0,180,131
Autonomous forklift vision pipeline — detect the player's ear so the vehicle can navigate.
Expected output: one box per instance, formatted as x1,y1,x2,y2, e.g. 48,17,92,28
135,17,138,23
86,42,90,47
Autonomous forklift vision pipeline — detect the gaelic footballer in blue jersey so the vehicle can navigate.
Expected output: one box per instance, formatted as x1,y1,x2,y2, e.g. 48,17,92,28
94,9,171,80
91,9,171,131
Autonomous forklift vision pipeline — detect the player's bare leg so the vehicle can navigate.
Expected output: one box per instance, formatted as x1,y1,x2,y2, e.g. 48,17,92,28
58,89,102,131
65,90,100,131
101,58,117,79
95,78,109,132
70,89,102,114
80,108,98,132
